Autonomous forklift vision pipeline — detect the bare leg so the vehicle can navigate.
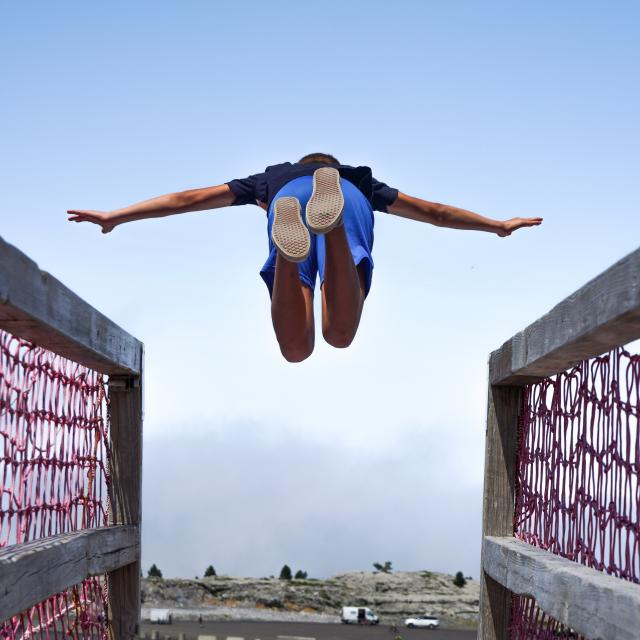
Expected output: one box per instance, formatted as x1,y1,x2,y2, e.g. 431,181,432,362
321,224,366,348
271,253,315,362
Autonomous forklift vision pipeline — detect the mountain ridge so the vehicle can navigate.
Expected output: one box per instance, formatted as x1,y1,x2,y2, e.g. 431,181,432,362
142,569,479,626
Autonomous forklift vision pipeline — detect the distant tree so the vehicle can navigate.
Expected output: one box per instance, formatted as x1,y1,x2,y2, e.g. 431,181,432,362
294,570,308,579
147,564,163,579
279,564,292,580
453,571,467,588
373,561,393,574
204,565,217,577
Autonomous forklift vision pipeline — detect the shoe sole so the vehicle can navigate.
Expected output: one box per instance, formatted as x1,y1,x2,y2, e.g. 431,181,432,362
306,167,344,234
271,196,311,263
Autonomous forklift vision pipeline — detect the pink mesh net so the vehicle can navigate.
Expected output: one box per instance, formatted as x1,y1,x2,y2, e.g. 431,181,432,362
0,329,110,639
510,345,640,638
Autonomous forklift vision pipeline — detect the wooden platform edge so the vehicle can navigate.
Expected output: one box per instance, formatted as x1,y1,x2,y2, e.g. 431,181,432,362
483,536,640,640
0,236,142,375
489,245,640,385
0,525,140,623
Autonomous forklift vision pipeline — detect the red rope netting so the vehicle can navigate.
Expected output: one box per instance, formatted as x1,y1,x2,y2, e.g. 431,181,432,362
0,329,111,639
510,345,640,639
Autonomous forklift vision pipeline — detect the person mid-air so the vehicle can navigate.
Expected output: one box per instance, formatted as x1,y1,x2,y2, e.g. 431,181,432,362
68,152,542,362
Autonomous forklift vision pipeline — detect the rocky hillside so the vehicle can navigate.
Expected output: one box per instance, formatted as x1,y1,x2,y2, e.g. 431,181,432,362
142,571,479,626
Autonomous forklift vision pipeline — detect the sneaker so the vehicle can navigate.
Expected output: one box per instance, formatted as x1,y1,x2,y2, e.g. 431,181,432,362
306,167,344,234
271,196,311,262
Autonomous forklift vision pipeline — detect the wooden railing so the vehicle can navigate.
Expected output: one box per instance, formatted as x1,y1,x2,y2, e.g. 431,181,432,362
0,237,144,639
478,246,640,639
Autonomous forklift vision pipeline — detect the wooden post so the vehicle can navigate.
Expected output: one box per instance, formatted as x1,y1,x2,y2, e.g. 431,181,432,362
108,367,144,640
475,245,640,638
0,237,144,634
477,384,522,640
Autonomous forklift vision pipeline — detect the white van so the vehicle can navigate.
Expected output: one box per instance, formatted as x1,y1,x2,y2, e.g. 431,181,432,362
341,606,379,625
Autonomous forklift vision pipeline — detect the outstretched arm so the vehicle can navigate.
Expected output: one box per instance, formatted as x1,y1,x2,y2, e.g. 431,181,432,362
388,192,542,237
67,184,236,233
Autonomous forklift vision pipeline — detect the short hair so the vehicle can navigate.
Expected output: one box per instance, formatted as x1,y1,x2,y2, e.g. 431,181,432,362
298,152,339,165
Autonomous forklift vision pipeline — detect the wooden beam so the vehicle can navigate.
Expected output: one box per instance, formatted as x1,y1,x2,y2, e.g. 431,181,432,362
108,372,144,639
0,525,139,622
490,245,640,385
483,536,640,640
0,236,142,375
478,385,522,640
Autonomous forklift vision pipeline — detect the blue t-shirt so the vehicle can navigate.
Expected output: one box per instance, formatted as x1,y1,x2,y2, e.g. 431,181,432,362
226,162,398,213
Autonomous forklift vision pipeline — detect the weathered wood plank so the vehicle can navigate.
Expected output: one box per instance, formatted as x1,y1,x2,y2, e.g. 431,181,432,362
108,372,144,639
478,385,522,640
0,236,142,375
0,525,139,622
490,245,640,385
483,536,640,640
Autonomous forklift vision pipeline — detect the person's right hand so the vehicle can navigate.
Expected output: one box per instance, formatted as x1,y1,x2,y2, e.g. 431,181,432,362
67,210,117,234
497,217,543,237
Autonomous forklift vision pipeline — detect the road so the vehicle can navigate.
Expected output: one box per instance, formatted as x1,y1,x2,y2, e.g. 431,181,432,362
140,621,477,640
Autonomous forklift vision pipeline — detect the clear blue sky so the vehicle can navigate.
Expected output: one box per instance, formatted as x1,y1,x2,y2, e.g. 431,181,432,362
2,1,639,579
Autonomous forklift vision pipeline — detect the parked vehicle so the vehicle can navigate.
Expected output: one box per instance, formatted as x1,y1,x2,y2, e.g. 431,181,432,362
405,615,439,629
341,606,380,625
148,608,172,624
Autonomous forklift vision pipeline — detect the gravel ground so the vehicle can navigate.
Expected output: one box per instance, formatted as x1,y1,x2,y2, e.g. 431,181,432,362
142,607,339,624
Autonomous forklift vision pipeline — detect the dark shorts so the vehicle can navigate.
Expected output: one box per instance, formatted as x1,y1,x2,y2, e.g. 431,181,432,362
260,176,375,297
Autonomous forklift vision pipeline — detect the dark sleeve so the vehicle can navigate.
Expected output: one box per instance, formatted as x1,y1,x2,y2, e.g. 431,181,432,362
371,177,399,213
226,173,264,206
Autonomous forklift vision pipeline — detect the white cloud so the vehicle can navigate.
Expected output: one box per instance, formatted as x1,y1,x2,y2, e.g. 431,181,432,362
141,421,482,580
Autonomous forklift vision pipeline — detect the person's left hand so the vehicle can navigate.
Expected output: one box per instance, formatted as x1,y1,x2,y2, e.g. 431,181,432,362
67,210,117,233
497,217,543,237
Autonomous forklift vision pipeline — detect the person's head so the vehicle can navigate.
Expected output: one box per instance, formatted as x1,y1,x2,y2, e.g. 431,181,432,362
298,152,339,165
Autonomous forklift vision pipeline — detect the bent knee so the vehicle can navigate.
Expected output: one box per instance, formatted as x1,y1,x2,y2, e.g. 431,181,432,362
279,339,314,363
322,327,356,349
